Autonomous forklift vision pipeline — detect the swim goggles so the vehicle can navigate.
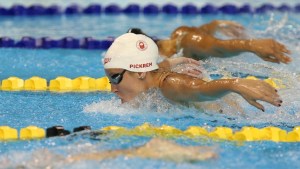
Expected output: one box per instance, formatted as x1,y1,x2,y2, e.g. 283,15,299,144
109,69,127,84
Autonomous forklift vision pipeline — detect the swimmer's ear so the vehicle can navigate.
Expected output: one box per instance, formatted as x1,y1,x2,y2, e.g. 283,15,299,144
137,72,146,80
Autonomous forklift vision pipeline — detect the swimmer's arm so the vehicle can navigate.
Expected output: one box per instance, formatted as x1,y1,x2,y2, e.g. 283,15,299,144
161,75,235,102
213,38,291,63
160,74,282,111
183,33,291,63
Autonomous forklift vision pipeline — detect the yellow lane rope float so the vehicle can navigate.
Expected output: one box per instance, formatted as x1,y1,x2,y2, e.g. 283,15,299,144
0,76,111,92
0,76,284,92
1,124,299,142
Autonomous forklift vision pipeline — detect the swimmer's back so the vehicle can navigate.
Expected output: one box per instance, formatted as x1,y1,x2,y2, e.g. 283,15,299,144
170,26,216,60
170,26,209,39
170,26,199,39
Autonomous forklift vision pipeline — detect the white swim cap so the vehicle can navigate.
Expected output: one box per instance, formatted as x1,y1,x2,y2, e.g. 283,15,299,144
103,33,159,72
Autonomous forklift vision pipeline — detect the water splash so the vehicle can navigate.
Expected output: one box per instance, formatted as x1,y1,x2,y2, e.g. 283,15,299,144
262,13,288,36
83,88,185,115
199,55,300,126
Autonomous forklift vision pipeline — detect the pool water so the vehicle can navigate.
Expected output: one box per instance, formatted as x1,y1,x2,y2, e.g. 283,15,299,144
0,2,300,169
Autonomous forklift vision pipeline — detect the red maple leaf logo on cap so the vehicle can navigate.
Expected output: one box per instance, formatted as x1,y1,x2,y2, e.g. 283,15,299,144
136,40,147,51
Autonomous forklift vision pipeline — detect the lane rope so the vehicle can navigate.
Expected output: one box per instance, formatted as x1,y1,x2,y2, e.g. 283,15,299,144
1,123,299,143
0,3,298,16
0,75,284,92
0,36,114,50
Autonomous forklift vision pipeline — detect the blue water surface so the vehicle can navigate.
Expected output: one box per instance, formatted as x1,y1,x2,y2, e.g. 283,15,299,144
0,8,300,169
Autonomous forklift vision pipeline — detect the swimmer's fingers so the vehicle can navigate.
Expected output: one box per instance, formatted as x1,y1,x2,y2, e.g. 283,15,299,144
277,54,292,64
237,79,282,111
187,69,203,78
168,57,200,68
254,39,292,64
245,98,265,112
247,84,281,110
278,43,291,54
262,56,280,63
261,82,282,106
262,53,290,64
259,90,281,107
274,41,292,63
189,58,201,66
274,50,292,64
182,57,200,66
180,68,202,78
269,52,292,64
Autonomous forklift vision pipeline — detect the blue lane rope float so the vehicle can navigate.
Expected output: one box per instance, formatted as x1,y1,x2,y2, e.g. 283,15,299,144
1,124,300,142
0,36,115,49
0,3,299,16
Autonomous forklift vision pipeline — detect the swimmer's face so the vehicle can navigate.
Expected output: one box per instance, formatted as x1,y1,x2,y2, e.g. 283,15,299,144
105,68,147,103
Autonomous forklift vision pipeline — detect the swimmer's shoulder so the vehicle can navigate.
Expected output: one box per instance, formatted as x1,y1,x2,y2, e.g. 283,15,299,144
157,71,202,103
158,71,199,89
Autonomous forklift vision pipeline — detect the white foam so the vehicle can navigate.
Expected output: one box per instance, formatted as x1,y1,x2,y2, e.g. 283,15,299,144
83,89,185,115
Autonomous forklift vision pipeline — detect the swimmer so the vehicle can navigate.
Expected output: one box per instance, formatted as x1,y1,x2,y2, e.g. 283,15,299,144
103,33,282,112
7,138,216,168
67,138,217,163
128,20,292,64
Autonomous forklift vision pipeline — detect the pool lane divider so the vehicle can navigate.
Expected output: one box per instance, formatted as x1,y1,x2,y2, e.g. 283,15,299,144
0,75,284,92
0,125,89,140
0,3,298,16
0,36,114,50
0,76,111,92
1,124,300,143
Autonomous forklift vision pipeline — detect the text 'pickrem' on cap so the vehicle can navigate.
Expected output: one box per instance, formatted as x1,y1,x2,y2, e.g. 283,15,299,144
103,33,159,72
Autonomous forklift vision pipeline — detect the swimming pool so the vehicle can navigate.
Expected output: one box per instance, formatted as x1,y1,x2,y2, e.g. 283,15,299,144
0,1,300,168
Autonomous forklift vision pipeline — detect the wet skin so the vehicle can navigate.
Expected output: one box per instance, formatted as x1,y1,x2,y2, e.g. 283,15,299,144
105,68,282,112
157,20,292,64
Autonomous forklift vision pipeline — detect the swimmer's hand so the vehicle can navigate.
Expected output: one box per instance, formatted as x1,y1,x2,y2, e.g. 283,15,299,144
233,79,282,111
250,39,292,64
215,20,248,38
168,56,200,67
159,57,203,78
